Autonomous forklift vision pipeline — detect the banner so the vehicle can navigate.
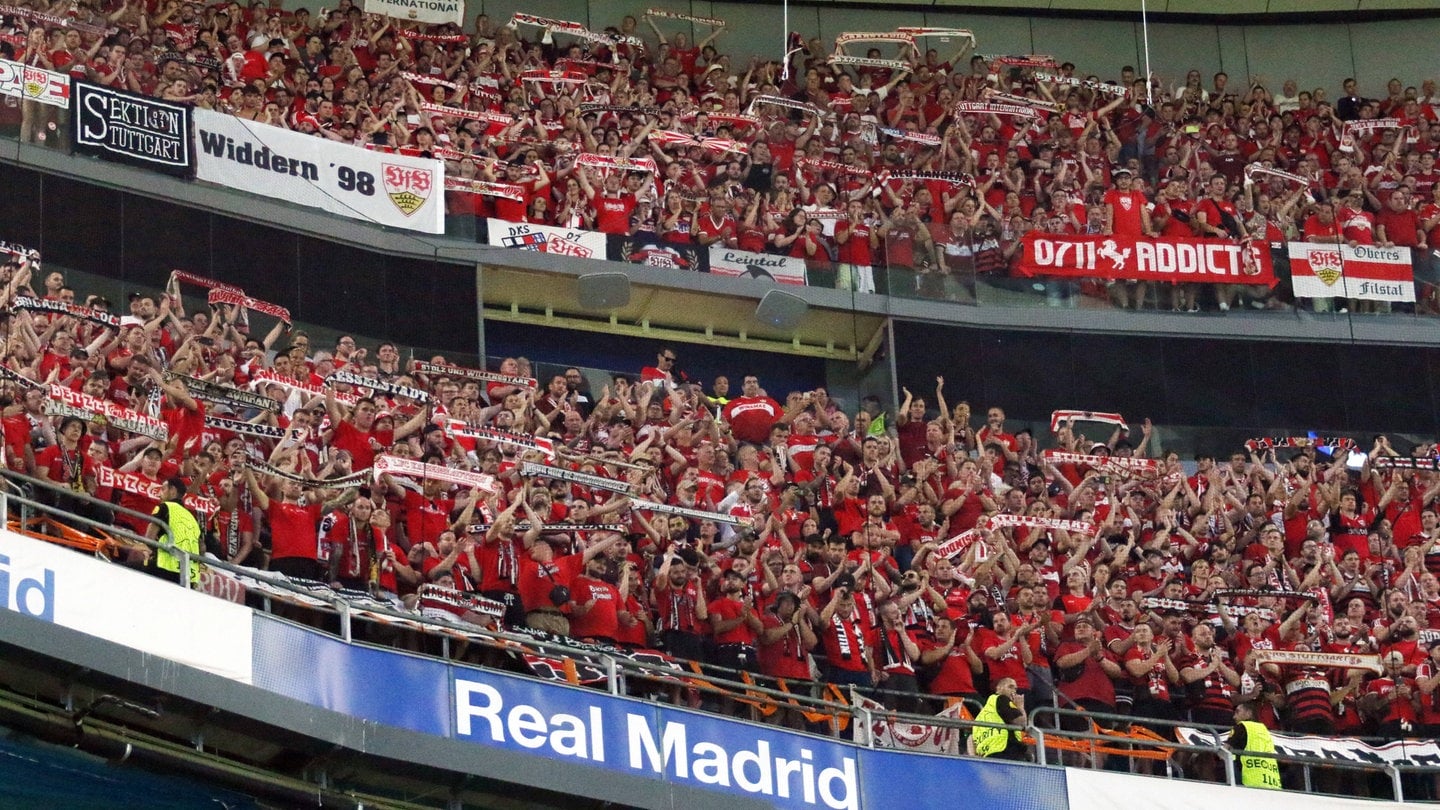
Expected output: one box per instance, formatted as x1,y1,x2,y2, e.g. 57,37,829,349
250,368,357,406
0,59,69,108
46,384,168,440
1065,767,1379,810
1250,649,1382,674
519,461,636,496
1288,242,1415,302
1042,450,1159,477
485,219,608,260
0,364,41,389
10,295,119,328
72,80,193,177
96,466,219,514
411,361,537,391
1174,727,1440,768
987,513,1095,536
0,528,253,682
245,459,372,488
327,369,432,403
203,414,286,439
444,420,556,459
1049,409,1127,433
167,372,280,412
644,7,726,27
246,598,1063,810
365,0,462,27
607,234,707,272
629,498,746,526
954,101,1040,118
853,696,965,755
935,529,980,560
193,109,443,234
374,454,496,492
1244,436,1356,453
707,247,806,285
169,269,244,294
1373,456,1440,471
1019,234,1276,286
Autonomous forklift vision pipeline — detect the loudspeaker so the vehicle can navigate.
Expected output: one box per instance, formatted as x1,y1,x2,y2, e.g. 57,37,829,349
754,290,808,331
576,272,631,310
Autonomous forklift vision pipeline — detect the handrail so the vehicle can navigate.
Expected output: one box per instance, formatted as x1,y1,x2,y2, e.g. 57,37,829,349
2,468,176,550
1032,705,1231,735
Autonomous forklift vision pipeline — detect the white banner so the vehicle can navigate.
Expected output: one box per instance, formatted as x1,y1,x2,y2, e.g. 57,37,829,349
364,0,461,26
0,529,253,683
853,695,964,754
193,109,443,234
708,247,807,285
0,58,70,108
486,219,608,261
1065,768,1396,810
1288,241,1415,302
1174,727,1440,768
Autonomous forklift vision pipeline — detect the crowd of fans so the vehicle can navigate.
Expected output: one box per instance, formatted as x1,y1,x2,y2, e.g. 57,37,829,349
4,1,1440,786
5,0,1440,308
2,248,1440,773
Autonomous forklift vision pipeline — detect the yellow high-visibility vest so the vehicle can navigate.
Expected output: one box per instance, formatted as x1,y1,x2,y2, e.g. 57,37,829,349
973,693,1021,757
1237,720,1282,790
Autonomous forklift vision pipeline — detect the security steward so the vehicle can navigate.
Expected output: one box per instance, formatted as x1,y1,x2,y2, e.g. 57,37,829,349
1229,702,1282,790
969,677,1028,761
145,476,203,586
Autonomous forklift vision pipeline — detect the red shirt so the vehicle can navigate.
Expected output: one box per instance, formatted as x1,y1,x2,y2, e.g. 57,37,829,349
723,395,784,445
973,626,1029,688
569,575,622,640
402,489,454,548
593,193,637,235
821,611,873,673
709,596,759,645
268,500,324,561
1104,189,1148,237
759,613,812,679
518,554,582,613
332,420,380,470
35,444,92,489
836,219,874,266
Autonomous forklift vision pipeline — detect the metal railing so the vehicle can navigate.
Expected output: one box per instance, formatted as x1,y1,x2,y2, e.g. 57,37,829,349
2,469,1436,801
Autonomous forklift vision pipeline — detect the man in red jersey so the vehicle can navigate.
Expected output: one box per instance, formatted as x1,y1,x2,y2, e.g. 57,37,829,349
723,375,789,445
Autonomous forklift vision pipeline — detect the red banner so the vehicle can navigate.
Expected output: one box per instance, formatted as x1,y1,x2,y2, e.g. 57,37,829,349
1018,234,1276,286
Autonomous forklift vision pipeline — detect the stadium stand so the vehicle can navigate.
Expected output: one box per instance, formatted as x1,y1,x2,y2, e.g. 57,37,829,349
3,0,1440,803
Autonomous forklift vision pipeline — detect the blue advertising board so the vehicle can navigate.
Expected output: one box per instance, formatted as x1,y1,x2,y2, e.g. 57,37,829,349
250,615,1070,810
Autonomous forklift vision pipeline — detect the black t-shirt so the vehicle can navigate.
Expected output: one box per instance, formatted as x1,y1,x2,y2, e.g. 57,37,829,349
744,161,774,194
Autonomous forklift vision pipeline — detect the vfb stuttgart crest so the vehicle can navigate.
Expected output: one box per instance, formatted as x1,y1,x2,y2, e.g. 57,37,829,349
382,164,432,217
1308,247,1343,286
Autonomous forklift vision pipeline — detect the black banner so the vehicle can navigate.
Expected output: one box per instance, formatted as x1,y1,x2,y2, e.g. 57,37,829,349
606,233,709,273
72,80,194,177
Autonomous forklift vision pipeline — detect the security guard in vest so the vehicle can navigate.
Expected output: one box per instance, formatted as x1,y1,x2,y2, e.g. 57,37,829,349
969,677,1028,761
146,477,202,586
1229,702,1282,790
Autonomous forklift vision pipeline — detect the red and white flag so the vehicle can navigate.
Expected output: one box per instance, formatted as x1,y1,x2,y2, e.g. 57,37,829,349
1288,242,1414,302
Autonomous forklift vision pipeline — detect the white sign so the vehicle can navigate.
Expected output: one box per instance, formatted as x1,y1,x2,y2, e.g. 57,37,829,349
485,220,607,260
709,247,807,285
193,109,443,234
0,59,70,108
0,529,253,683
365,0,462,26
1288,241,1415,302
1065,767,1405,810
